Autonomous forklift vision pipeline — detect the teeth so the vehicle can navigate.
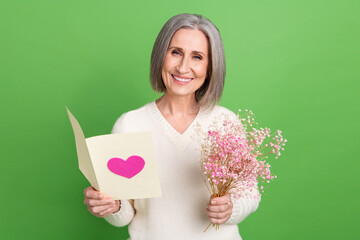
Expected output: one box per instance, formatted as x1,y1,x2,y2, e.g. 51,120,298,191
172,75,192,82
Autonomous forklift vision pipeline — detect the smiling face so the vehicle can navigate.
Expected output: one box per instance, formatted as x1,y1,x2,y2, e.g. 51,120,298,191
161,28,209,100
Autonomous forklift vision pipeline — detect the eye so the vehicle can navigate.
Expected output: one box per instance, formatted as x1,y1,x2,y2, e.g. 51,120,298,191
171,50,181,55
193,55,202,60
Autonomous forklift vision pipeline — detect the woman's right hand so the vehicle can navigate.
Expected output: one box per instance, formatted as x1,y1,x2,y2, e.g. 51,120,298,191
83,186,121,217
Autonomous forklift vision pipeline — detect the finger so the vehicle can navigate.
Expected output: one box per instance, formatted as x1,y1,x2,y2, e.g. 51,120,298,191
210,194,231,205
89,203,115,214
209,216,230,225
209,218,218,224
207,211,232,225
209,217,225,224
99,206,116,216
86,197,115,207
206,207,232,219
85,188,104,199
207,202,232,213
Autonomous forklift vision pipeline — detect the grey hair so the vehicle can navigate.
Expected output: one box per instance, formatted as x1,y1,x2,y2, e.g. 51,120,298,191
150,13,225,110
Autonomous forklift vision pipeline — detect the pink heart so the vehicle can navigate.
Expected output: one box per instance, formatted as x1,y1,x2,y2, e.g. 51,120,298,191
107,155,145,179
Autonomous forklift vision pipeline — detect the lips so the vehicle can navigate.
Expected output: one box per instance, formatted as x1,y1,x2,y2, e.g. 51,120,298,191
171,74,193,84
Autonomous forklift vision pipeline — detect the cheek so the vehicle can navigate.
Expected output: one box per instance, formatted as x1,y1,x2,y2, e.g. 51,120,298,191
195,63,208,79
161,58,172,78
162,61,169,74
163,54,178,71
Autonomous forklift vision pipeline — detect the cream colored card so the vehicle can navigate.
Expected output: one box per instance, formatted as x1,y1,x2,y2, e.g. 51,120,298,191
67,108,161,200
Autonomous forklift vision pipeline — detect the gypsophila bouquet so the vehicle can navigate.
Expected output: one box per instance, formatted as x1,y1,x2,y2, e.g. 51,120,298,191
196,109,287,231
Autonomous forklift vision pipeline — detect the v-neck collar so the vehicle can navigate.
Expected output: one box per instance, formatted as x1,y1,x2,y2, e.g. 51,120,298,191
146,101,205,149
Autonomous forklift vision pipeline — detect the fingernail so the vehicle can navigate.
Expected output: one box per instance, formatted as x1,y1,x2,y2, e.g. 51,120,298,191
211,201,216,204
106,199,113,203
228,202,231,205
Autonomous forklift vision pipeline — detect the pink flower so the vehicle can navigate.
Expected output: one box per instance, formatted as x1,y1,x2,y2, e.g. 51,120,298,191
196,110,286,201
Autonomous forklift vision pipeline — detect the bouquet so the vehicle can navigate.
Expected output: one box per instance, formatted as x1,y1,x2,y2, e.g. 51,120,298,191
196,109,287,231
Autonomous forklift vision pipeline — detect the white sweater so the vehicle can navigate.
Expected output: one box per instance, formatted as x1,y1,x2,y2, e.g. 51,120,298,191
104,101,260,240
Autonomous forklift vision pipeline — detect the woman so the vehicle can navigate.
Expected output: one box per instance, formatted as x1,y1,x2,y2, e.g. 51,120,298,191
83,13,260,239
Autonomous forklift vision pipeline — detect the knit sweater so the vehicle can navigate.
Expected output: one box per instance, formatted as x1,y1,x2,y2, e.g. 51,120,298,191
104,101,260,240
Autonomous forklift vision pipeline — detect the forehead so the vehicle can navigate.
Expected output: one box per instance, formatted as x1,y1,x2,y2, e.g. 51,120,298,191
169,28,209,54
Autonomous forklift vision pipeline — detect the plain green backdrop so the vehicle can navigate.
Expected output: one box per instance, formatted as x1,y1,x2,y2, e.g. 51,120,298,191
1,0,359,239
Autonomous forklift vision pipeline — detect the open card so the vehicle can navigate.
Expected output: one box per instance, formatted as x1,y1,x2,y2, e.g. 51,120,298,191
66,108,162,200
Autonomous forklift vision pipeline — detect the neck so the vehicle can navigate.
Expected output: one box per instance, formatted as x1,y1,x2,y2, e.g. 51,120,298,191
156,93,199,117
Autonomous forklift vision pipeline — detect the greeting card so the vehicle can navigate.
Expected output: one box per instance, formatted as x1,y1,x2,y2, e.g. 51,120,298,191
67,108,162,200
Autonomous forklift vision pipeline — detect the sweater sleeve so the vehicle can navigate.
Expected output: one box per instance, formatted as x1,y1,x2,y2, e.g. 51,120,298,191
225,188,261,225
104,200,135,227
103,113,136,227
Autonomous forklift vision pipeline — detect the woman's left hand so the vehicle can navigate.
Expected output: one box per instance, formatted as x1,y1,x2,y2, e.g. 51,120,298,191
206,193,233,224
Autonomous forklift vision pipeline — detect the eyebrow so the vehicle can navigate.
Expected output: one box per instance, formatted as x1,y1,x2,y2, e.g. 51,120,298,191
168,46,207,57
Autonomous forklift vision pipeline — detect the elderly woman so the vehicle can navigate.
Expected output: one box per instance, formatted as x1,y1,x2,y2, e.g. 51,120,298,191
83,13,260,239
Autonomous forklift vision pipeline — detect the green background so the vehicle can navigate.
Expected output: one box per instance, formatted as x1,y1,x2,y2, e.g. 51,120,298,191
1,0,359,239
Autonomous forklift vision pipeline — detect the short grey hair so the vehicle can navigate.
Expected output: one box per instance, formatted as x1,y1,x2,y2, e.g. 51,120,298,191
150,13,225,109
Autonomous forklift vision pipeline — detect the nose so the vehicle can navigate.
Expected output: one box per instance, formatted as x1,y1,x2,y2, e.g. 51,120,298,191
175,56,190,74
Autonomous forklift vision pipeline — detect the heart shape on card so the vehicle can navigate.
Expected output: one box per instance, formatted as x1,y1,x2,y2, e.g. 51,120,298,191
107,155,145,179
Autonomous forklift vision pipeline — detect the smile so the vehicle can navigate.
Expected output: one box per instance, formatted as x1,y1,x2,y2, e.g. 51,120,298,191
171,74,193,83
